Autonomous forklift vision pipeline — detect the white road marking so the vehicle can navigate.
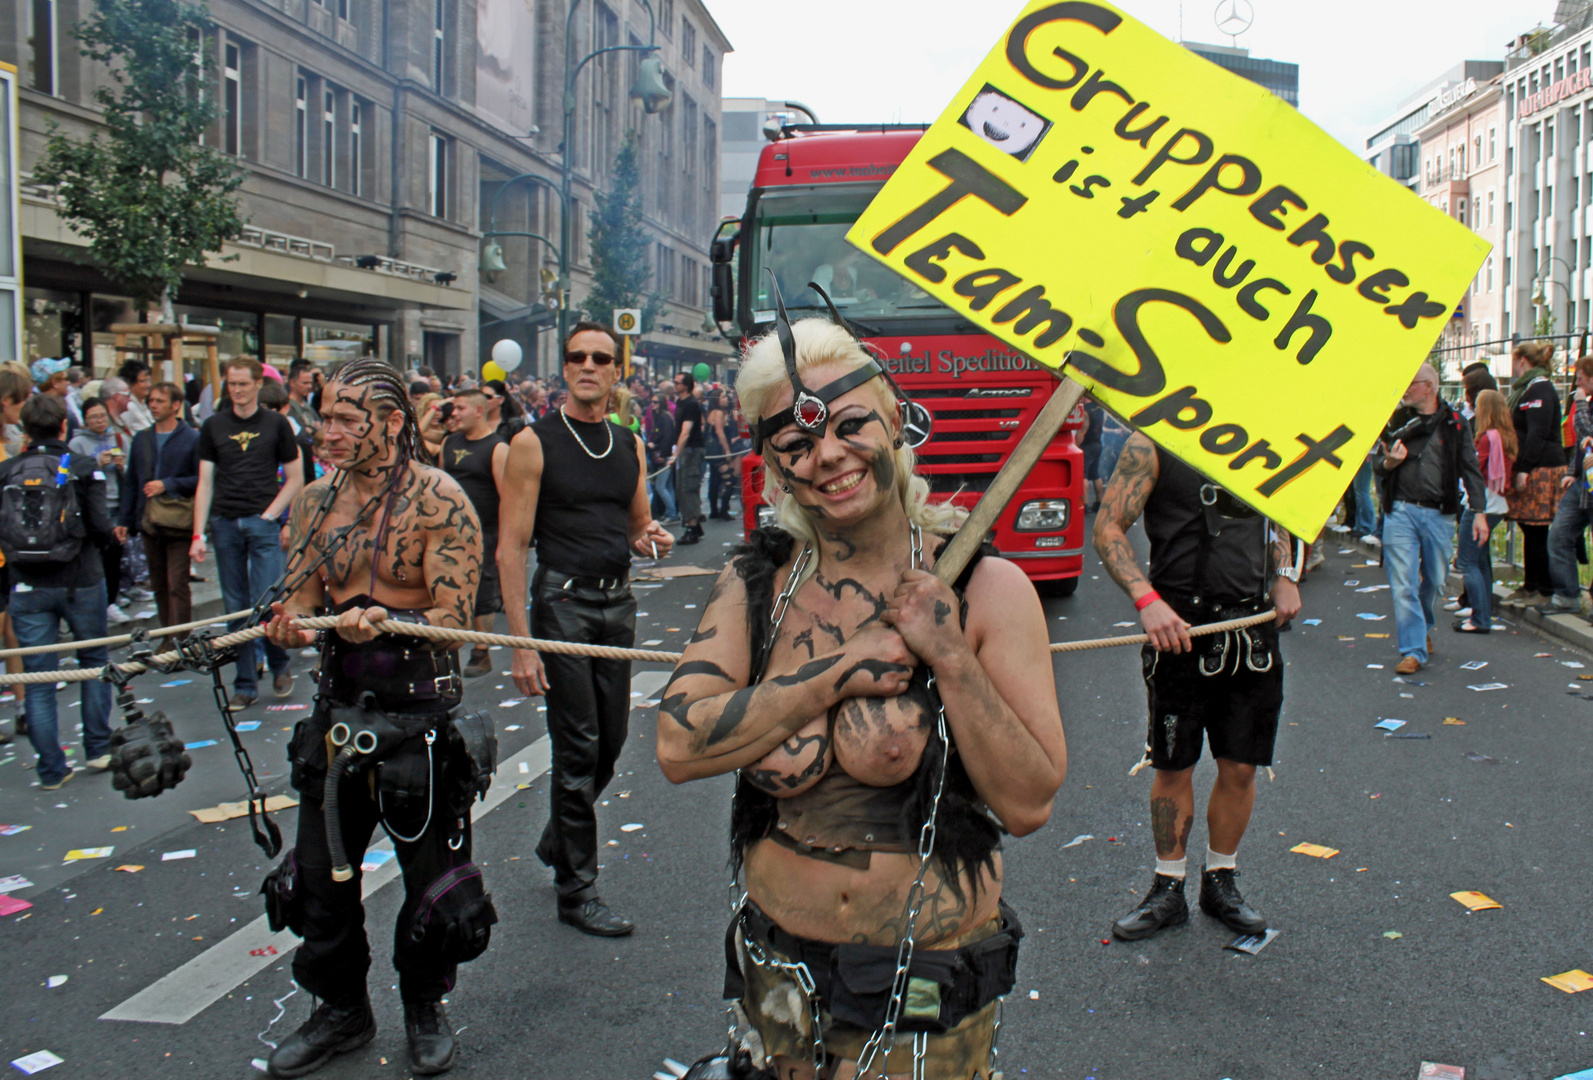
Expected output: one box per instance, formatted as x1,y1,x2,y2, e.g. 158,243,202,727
101,735,552,1025
630,669,673,705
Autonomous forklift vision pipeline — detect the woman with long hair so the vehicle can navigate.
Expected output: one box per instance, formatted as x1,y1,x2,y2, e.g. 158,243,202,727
1455,388,1516,633
1505,341,1566,602
705,386,736,520
657,311,1065,1078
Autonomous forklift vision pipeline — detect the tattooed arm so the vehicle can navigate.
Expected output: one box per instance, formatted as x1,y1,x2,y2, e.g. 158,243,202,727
657,562,915,783
1093,433,1191,653
417,467,483,632
1269,524,1302,624
887,557,1064,836
498,427,548,696
263,479,335,648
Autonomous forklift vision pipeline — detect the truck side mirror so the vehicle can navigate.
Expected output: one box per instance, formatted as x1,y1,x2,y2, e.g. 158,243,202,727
710,229,739,327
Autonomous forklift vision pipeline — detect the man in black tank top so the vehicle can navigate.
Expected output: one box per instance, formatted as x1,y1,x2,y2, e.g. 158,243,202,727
442,388,508,677
498,321,674,937
1094,432,1303,943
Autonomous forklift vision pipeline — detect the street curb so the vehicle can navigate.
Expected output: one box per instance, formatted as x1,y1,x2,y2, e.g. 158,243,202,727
1328,528,1593,657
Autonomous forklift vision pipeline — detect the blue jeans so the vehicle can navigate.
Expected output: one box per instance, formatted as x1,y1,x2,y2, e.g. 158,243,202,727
12,579,112,784
1456,512,1502,626
1382,502,1454,663
1547,484,1593,602
210,515,289,696
1351,458,1379,536
650,462,677,519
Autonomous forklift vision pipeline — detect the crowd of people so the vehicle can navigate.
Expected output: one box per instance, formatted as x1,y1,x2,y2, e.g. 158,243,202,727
1325,339,1593,675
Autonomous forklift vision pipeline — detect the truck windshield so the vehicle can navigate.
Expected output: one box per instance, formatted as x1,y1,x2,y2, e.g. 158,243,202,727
749,183,955,325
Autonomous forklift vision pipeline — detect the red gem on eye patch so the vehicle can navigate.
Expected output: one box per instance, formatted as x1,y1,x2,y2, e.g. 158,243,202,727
793,394,826,429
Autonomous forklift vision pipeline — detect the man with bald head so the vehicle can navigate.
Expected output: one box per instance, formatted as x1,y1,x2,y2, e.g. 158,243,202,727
1373,363,1488,674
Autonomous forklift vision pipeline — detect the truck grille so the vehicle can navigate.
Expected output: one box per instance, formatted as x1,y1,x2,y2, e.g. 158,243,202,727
932,431,1010,443
925,473,993,494
916,452,1003,465
929,407,1022,420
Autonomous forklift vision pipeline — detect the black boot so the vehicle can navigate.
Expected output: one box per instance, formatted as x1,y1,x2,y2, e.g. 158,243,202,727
404,999,459,1075
1199,867,1267,935
559,895,635,936
266,994,376,1078
678,524,703,546
1111,874,1189,941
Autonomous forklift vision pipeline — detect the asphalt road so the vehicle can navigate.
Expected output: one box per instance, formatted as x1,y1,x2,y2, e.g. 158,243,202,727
3,518,1593,1080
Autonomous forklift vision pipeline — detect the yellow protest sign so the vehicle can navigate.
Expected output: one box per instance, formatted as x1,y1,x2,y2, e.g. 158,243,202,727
847,0,1490,537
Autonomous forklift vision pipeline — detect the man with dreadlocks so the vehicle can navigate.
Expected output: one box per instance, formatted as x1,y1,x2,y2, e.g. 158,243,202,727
260,358,491,1078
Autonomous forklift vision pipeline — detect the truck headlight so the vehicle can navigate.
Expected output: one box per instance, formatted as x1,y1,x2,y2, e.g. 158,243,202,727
1014,499,1069,532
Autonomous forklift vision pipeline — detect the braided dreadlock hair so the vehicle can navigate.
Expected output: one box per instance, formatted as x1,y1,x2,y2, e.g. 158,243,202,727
330,357,430,466
328,358,432,566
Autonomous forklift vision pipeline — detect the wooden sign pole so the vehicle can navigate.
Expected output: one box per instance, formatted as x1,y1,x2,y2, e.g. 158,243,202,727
932,372,1088,585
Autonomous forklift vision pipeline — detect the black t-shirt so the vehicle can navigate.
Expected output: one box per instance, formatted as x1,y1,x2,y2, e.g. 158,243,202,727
675,395,705,449
442,430,505,530
198,406,300,518
531,412,639,578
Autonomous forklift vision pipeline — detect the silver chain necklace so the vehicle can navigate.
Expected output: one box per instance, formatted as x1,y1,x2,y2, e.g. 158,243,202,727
559,406,613,460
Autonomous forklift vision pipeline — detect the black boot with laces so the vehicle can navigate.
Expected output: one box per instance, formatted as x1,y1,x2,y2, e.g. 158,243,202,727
266,993,376,1078
1111,873,1188,941
404,998,459,1075
1199,866,1267,935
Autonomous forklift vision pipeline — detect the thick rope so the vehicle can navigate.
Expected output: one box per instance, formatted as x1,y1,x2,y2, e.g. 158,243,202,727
0,609,1276,684
0,609,255,659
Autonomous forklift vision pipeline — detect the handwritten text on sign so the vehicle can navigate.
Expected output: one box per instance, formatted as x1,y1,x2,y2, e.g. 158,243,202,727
847,1,1490,537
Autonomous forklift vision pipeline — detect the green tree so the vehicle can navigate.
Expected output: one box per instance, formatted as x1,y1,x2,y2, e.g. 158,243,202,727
1536,305,1558,338
33,0,246,323
583,130,661,330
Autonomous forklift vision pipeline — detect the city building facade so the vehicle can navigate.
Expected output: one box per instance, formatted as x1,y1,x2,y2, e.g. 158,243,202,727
1416,75,1508,371
1499,7,1593,362
3,0,730,382
1182,42,1298,106
1364,61,1503,194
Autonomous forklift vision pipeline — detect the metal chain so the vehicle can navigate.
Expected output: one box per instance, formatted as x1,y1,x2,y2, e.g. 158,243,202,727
854,669,951,1079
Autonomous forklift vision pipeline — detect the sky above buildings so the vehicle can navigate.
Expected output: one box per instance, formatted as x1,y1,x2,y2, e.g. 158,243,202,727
717,0,1544,153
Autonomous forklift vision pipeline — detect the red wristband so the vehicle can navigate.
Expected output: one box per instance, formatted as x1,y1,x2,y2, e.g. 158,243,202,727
1134,590,1162,612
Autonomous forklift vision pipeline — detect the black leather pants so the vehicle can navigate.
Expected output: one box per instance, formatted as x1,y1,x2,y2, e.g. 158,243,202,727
288,705,473,1003
530,572,637,902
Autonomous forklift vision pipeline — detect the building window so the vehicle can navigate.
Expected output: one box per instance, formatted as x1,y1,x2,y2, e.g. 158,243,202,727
703,47,715,88
223,41,242,156
1474,134,1481,168
1488,188,1495,225
428,131,448,218
1489,126,1497,160
350,101,363,197
659,0,673,36
27,0,57,95
1457,199,1465,226
433,0,447,93
323,89,336,187
337,0,349,18
1486,256,1493,292
295,76,309,179
682,20,695,65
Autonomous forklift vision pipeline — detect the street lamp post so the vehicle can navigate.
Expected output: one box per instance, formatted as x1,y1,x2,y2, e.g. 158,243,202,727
558,0,668,349
1531,255,1575,338
478,171,565,376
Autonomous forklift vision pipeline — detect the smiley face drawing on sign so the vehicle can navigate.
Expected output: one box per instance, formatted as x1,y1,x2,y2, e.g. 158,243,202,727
959,85,1051,162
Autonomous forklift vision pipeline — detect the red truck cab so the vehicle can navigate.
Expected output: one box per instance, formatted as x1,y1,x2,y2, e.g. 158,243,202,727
714,125,1086,594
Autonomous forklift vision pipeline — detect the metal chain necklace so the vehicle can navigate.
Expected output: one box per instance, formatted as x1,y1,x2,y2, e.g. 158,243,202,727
559,406,613,459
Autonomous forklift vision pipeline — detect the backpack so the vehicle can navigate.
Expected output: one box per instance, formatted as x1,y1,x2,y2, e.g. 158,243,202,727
0,452,86,566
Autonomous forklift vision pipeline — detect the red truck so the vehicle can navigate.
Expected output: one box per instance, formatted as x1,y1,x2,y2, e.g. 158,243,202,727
710,123,1086,594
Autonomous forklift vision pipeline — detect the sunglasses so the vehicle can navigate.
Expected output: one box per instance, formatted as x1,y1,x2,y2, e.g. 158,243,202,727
564,350,615,366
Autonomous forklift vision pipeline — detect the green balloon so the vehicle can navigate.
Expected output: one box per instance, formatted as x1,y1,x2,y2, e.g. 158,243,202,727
693,362,712,383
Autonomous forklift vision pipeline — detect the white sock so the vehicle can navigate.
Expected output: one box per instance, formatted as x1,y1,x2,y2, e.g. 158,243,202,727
1154,857,1187,879
1206,847,1237,871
